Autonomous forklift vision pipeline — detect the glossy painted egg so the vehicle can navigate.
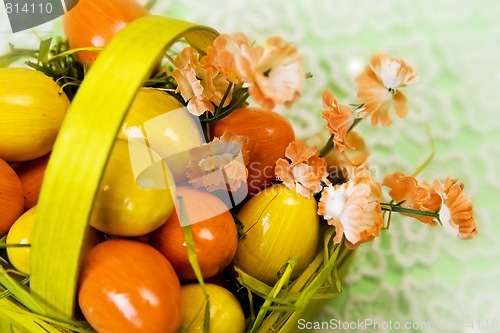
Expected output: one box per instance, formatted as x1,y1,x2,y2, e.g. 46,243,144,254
118,88,205,183
151,187,238,280
0,68,69,162
63,0,149,67
211,107,295,195
90,140,175,236
6,206,101,275
0,158,24,236
16,154,49,209
78,239,182,333
234,184,319,285
6,206,36,275
181,283,245,333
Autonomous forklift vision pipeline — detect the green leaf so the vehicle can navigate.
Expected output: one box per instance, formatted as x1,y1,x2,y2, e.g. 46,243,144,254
0,267,45,315
0,44,37,68
179,197,211,333
37,39,52,64
249,257,298,333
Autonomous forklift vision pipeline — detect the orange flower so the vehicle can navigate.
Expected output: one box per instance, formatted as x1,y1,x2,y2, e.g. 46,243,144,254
186,131,249,192
275,140,328,199
172,47,233,116
432,177,477,240
205,33,304,110
323,131,370,169
382,172,442,224
318,170,383,249
321,90,366,152
203,32,252,84
249,36,304,109
356,54,418,126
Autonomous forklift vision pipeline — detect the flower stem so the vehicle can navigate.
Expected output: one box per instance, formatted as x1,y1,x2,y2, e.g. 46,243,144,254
214,83,233,117
204,112,211,141
411,125,435,177
46,46,104,63
348,118,362,134
380,202,441,222
318,118,363,158
200,92,249,123
319,134,334,157
0,244,30,249
145,0,159,10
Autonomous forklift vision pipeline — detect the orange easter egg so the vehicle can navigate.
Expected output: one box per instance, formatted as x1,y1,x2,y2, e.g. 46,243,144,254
16,154,49,210
78,239,182,333
151,187,238,280
63,0,149,67
0,158,24,236
211,108,295,195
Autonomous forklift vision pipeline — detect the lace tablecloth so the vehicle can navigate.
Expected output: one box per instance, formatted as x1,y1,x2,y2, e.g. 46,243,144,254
1,0,499,332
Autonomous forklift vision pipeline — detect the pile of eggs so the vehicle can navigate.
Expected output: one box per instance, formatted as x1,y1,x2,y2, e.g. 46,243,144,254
0,67,320,332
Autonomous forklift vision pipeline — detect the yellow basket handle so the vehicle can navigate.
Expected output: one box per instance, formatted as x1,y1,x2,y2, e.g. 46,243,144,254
30,15,218,318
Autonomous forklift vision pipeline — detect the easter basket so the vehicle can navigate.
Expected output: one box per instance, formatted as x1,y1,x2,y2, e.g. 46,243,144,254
0,15,355,333
0,3,478,333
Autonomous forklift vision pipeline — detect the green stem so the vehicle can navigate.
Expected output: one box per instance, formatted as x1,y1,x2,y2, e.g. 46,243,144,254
380,202,441,221
318,118,363,158
318,134,334,158
348,118,362,134
47,47,104,63
0,48,38,67
0,244,30,249
411,125,435,177
145,0,158,10
214,83,233,117
249,257,298,333
179,197,211,333
231,211,246,237
204,112,211,142
200,92,249,123
164,52,176,66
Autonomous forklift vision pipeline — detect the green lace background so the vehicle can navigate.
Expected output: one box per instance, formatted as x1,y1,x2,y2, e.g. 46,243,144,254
1,0,499,332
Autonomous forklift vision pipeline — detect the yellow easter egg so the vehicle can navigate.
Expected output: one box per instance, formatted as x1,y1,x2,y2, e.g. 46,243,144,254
0,68,69,162
118,88,205,183
90,140,175,236
6,206,36,274
235,184,320,285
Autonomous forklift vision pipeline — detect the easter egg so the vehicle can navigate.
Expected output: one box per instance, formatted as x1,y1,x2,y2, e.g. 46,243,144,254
211,108,295,195
234,184,319,285
16,154,50,209
78,239,182,333
151,187,238,280
118,88,206,183
6,206,36,275
0,158,24,236
63,0,149,67
90,140,175,236
180,283,245,333
0,68,69,162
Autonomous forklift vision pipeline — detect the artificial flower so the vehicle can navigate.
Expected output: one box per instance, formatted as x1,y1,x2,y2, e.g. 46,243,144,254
205,33,304,110
172,46,233,116
275,140,328,199
186,130,249,192
356,54,418,126
432,177,477,240
321,90,366,152
323,131,370,170
203,32,251,84
382,171,442,224
318,169,383,249
249,36,304,109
